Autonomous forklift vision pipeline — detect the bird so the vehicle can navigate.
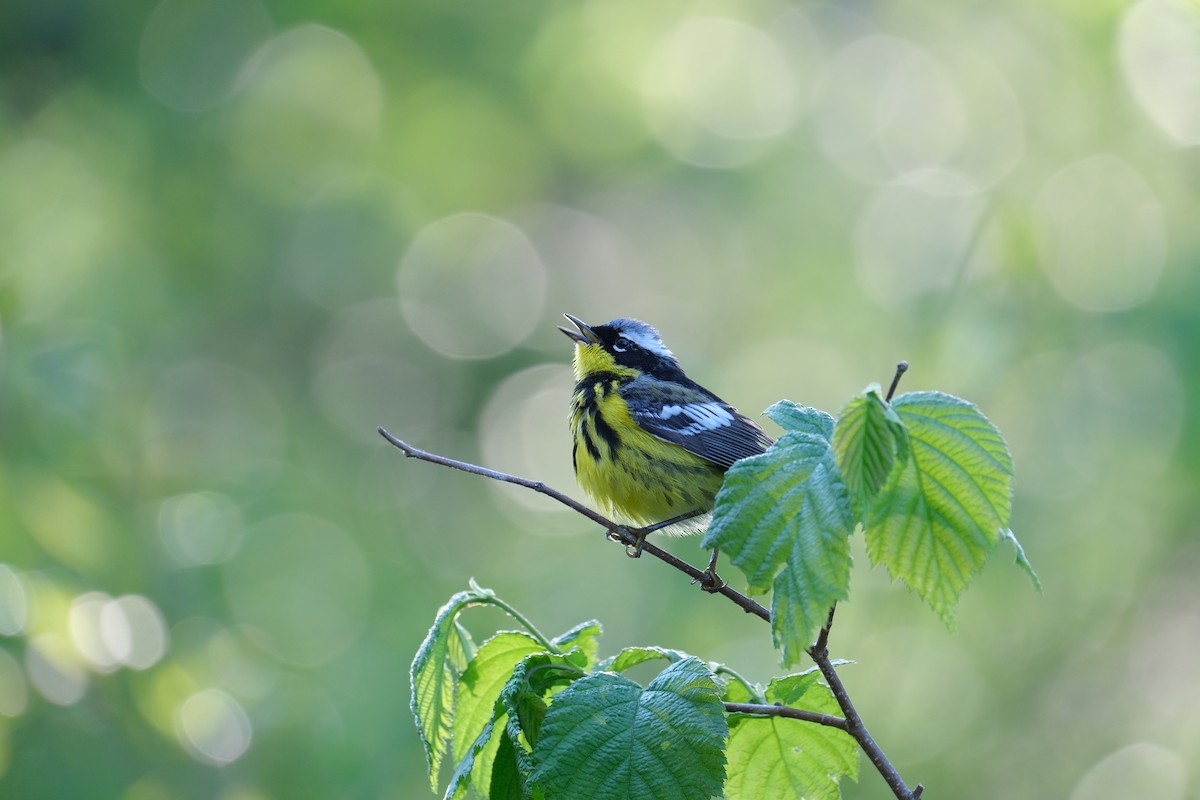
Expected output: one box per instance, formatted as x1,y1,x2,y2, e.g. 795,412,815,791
559,313,773,574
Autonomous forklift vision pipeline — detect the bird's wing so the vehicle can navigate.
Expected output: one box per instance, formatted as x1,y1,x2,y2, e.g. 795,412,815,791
625,383,773,469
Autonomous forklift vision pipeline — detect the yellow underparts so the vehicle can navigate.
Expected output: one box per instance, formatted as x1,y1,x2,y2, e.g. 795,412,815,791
569,376,724,529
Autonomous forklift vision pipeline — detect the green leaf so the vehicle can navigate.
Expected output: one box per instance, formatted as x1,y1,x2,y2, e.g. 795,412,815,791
468,730,506,800
411,585,498,790
489,726,526,800
448,651,583,800
834,385,909,520
493,729,547,800
1001,528,1042,593
866,391,1015,625
506,652,584,748
531,657,728,800
444,703,503,800
763,670,822,705
725,673,859,800
765,400,836,440
599,645,687,673
452,632,547,775
449,620,476,669
703,432,856,665
552,620,603,669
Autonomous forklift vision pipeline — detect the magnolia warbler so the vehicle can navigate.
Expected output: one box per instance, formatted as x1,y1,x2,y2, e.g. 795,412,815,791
559,314,773,560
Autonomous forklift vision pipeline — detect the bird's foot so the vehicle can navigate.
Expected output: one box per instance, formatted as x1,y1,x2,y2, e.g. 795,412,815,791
607,526,649,558
608,510,704,559
693,547,726,593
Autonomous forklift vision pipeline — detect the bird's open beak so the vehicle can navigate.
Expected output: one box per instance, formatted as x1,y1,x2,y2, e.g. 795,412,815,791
558,313,600,345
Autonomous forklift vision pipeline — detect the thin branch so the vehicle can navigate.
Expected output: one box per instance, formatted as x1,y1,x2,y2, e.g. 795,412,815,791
812,604,838,656
811,350,921,800
809,642,923,800
377,427,770,621
886,361,909,402
798,357,921,799
723,702,848,731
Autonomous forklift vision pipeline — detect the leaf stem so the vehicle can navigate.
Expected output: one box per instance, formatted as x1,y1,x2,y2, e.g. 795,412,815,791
482,594,563,654
723,702,848,730
713,664,767,704
377,427,770,621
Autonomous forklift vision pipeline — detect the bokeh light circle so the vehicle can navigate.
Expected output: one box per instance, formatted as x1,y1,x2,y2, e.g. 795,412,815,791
1069,742,1186,800
1032,155,1165,311
69,592,122,672
1001,343,1184,498
1056,342,1183,480
522,6,650,161
875,46,967,175
640,17,800,168
224,25,383,191
312,354,439,444
815,35,924,182
110,596,170,670
0,140,116,317
176,688,253,766
902,47,1022,189
139,0,273,112
283,176,408,310
159,491,245,567
142,360,286,486
397,212,547,359
1119,0,1200,145
0,565,26,635
26,634,87,707
854,170,986,308
815,37,1024,188
222,514,370,666
69,593,169,672
312,298,457,450
515,204,641,319
0,649,28,718
479,364,578,523
998,350,1091,499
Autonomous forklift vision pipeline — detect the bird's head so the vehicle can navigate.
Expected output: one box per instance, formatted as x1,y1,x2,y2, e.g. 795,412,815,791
559,314,686,382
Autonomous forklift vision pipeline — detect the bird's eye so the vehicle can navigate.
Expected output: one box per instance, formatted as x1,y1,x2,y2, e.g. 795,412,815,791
613,336,632,353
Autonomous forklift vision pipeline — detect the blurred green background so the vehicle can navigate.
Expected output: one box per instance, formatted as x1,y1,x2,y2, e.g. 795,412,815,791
1,0,1198,797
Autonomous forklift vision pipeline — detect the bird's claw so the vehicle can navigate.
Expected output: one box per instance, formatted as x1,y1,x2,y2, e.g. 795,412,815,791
694,567,726,593
694,548,725,592
609,526,648,558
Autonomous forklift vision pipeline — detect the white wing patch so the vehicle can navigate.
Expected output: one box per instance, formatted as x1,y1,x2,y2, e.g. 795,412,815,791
657,402,735,436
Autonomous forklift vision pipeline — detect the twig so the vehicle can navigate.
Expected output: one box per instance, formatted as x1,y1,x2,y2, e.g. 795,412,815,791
809,640,924,800
790,359,919,799
812,604,837,656
723,702,848,730
886,361,909,402
376,427,770,621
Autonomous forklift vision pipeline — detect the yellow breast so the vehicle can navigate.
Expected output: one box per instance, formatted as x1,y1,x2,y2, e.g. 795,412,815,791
569,377,725,528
